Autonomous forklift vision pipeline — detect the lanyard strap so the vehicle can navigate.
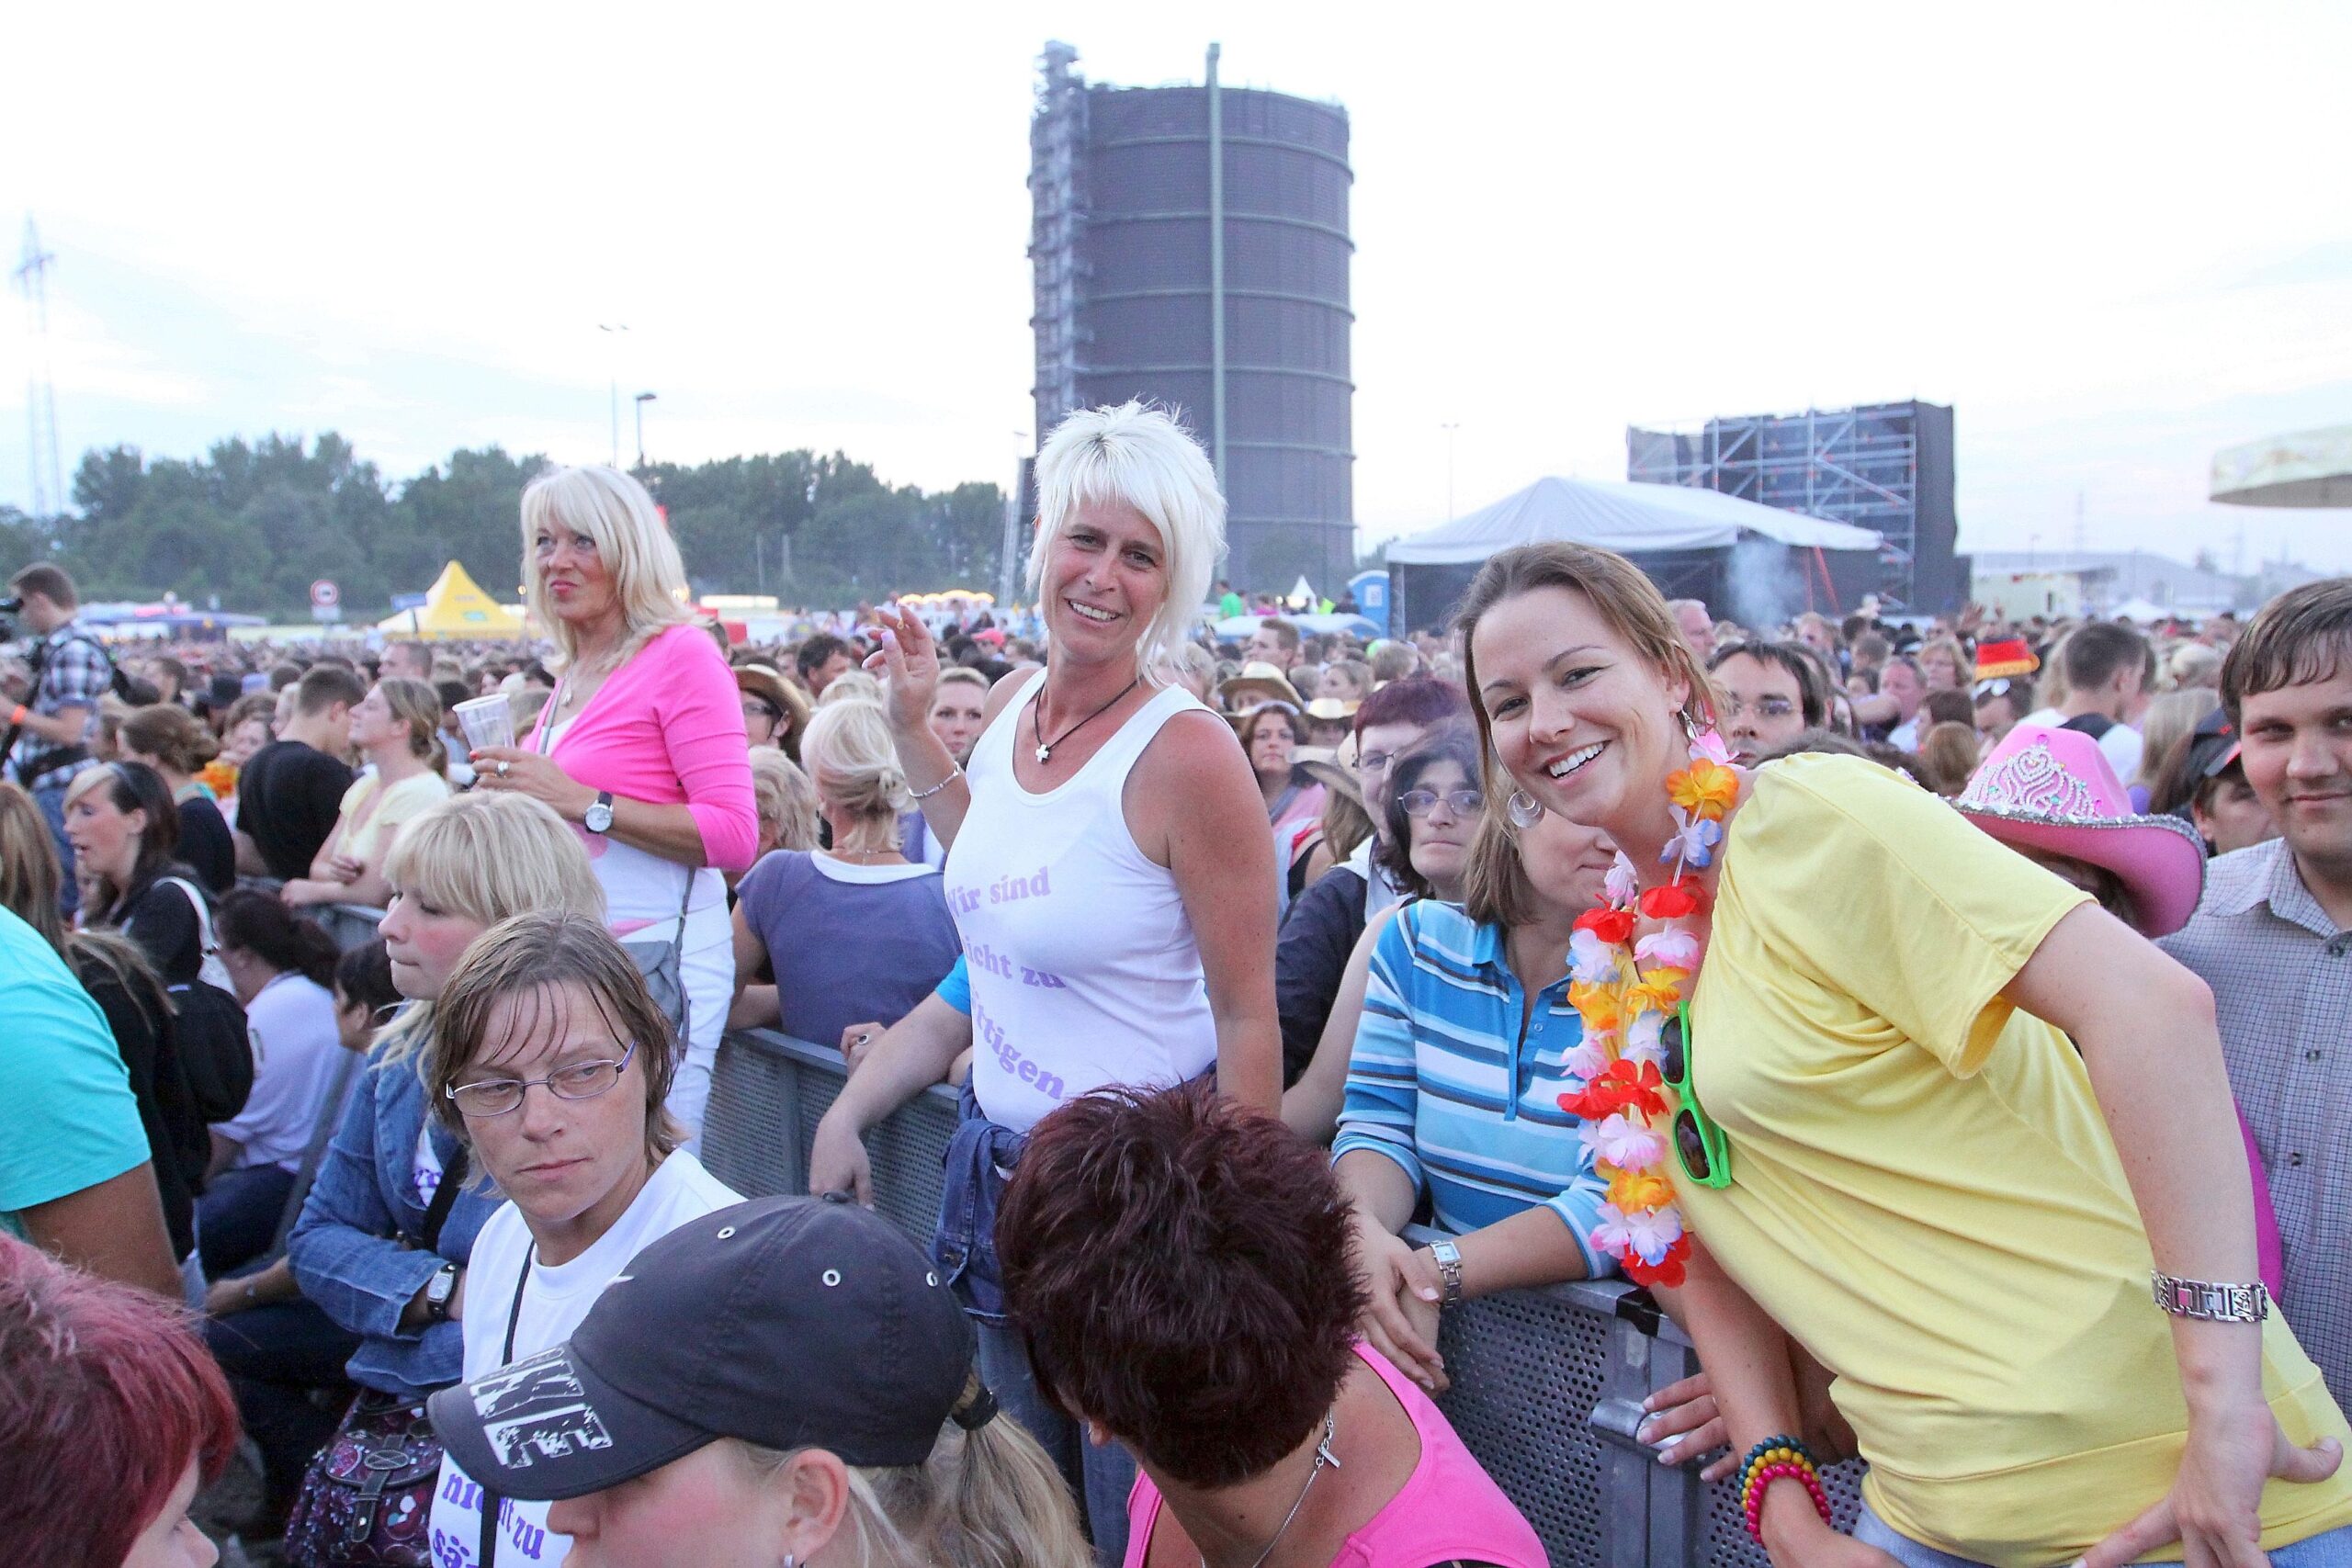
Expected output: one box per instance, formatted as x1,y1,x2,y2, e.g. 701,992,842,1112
478,1243,535,1568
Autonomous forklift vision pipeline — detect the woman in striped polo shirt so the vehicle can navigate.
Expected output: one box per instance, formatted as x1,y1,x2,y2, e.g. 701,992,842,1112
1332,793,1618,1393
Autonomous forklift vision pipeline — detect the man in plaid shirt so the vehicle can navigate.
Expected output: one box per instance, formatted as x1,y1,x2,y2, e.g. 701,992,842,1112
2161,577,2352,1417
5,564,114,915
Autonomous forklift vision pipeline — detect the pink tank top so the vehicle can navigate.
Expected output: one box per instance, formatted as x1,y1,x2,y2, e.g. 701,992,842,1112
1121,1341,1546,1568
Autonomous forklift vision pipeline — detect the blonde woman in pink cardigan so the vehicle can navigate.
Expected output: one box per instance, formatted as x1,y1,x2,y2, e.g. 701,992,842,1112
471,465,757,1145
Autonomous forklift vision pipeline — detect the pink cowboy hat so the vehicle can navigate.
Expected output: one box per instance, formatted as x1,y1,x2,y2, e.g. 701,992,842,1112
1955,724,2206,937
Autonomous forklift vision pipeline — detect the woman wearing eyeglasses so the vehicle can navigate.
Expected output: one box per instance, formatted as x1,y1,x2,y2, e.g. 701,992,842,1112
275,794,605,1556
1457,541,2352,1568
421,910,741,1568
1329,782,1620,1394
1283,720,1482,1139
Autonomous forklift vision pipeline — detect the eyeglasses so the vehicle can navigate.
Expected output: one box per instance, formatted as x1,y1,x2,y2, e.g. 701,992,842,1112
741,698,781,723
1718,695,1797,722
445,1040,638,1119
1399,787,1483,818
1658,1004,1732,1190
1973,678,2015,698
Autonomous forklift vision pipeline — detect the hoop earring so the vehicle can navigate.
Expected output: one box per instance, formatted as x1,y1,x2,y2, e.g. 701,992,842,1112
1507,789,1544,829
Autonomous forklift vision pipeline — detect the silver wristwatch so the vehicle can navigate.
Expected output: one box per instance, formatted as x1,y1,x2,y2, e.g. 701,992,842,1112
424,1263,459,1324
583,790,615,834
2151,1271,2268,1324
1428,1237,1465,1308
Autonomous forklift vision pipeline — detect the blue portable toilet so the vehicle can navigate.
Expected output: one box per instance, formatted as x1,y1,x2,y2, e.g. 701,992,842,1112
1349,570,1391,634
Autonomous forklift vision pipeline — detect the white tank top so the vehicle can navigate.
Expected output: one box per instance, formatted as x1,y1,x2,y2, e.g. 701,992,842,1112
944,671,1219,1133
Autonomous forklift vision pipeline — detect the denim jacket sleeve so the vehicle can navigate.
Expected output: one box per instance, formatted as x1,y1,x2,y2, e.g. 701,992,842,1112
287,1052,444,1337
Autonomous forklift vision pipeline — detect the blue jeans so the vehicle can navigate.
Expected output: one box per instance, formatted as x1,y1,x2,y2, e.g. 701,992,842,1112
1856,1504,2352,1567
31,779,77,918
198,1163,297,1279
205,1294,360,1518
975,1317,1135,1567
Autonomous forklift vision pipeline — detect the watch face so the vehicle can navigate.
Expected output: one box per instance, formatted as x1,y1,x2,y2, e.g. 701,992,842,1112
585,799,614,831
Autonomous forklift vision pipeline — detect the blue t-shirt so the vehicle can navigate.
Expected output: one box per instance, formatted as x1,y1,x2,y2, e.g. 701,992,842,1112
936,956,971,1015
0,906,152,1238
734,850,963,1047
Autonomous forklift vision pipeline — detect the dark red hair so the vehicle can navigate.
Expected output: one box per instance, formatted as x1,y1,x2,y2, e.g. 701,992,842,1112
0,1236,239,1563
1353,673,1466,738
996,1083,1366,1489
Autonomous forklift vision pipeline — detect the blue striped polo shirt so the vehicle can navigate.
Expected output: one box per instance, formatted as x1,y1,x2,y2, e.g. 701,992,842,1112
1332,899,1612,1277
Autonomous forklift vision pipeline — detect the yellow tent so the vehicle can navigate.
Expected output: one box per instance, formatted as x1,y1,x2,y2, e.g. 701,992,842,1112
377,561,530,640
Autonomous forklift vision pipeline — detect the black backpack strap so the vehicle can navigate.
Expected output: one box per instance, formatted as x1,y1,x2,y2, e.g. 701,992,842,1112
418,1145,469,1254
2061,712,2115,741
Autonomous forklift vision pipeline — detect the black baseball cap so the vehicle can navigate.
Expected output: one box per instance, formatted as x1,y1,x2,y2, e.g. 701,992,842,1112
2186,707,2243,782
428,1194,984,1502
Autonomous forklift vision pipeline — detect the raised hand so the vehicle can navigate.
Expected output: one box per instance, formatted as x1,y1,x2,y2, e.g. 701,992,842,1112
863,604,943,736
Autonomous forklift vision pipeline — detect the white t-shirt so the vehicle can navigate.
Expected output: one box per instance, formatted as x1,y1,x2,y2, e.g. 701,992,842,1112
214,974,348,1172
2018,707,2144,783
427,1151,741,1568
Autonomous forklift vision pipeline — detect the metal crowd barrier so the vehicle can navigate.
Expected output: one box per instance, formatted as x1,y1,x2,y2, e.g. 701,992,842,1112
701,1029,1862,1568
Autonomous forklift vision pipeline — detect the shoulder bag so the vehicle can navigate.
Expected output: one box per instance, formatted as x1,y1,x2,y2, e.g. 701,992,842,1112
280,1147,469,1567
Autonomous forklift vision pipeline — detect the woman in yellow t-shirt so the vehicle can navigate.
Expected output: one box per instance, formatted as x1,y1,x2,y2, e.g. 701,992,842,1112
282,678,450,910
1456,542,2351,1568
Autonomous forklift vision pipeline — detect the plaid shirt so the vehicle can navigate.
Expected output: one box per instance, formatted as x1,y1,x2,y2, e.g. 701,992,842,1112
5,621,108,786
2160,835,2352,1415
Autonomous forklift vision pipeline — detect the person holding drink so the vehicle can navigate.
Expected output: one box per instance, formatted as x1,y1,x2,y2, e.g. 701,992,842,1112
466,465,757,1145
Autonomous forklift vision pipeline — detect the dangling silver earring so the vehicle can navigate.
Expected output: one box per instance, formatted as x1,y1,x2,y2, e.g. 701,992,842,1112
1507,789,1544,828
1679,708,1701,746
782,1556,797,1568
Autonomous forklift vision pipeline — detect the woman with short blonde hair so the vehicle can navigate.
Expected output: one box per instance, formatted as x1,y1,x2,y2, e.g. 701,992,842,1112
471,464,756,1145
863,402,1278,1551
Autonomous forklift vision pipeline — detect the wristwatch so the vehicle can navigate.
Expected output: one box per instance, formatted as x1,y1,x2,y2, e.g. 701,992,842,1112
1427,1237,1465,1308
583,790,616,834
424,1263,459,1324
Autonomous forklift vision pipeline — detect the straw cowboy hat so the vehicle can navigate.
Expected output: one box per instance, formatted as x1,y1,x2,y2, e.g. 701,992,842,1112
1954,723,2205,937
1218,661,1308,712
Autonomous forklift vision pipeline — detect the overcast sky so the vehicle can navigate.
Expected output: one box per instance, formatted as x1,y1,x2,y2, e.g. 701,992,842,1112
5,1,2347,577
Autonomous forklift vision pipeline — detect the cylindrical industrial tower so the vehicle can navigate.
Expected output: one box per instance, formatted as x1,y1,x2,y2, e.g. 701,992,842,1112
1030,43,1354,596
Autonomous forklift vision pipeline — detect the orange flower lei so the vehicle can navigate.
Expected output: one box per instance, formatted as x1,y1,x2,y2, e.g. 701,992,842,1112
1558,736,1736,1288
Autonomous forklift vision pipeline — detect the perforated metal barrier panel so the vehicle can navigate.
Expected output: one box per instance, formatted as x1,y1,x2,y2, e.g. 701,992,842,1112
703,1029,1869,1568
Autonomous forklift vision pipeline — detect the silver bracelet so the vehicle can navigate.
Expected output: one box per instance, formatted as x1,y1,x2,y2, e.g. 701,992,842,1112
2151,1271,2269,1323
908,764,964,801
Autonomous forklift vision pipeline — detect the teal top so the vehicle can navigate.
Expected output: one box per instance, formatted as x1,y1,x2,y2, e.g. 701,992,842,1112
0,907,151,1239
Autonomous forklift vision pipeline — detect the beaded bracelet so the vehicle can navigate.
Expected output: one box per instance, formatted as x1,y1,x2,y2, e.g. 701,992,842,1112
1736,1435,1831,1544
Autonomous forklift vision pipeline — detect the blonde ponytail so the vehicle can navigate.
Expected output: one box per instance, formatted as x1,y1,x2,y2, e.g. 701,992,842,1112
738,1381,1090,1568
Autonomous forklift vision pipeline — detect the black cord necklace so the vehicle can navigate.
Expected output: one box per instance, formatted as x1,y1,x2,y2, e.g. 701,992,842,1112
1033,675,1142,763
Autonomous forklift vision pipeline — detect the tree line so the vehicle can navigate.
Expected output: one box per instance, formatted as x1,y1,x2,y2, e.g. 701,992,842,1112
0,434,1009,616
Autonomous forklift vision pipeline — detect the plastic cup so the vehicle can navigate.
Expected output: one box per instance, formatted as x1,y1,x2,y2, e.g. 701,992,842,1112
454,695,515,754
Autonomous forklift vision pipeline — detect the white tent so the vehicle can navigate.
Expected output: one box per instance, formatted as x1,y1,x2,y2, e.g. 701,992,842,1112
1386,476,1883,563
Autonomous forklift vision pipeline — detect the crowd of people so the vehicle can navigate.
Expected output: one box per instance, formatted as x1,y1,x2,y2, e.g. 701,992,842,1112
4,399,2350,1568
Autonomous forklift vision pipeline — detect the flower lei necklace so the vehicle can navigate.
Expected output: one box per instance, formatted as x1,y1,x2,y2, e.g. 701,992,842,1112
1556,728,1737,1289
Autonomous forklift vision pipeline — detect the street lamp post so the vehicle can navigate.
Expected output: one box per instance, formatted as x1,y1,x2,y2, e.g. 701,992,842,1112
597,323,628,467
633,391,657,471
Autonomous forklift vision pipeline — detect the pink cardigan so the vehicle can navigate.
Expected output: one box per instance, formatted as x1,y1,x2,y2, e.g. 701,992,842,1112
527,624,758,873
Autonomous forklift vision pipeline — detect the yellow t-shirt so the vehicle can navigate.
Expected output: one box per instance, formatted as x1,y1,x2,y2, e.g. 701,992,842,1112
1681,753,2352,1567
333,769,451,871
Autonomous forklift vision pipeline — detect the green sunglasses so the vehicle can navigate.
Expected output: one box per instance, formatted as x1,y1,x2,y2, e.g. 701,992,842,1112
1659,1000,1733,1190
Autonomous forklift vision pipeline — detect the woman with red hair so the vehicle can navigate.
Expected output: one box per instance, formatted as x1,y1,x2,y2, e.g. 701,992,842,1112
0,1233,239,1566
